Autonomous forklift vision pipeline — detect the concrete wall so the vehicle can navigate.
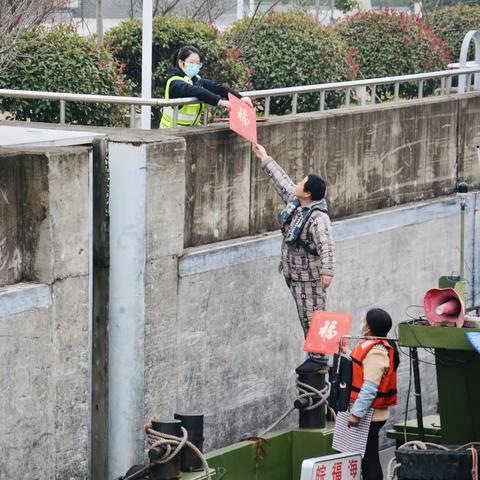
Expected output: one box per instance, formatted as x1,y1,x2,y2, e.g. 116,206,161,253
181,94,479,247
3,92,480,478
0,148,91,480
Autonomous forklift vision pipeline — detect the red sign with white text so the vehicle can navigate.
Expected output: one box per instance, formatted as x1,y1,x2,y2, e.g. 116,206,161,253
300,452,362,480
304,311,353,355
228,93,257,144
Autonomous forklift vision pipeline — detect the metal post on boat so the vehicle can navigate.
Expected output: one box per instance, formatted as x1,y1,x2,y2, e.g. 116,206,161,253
173,413,205,472
149,419,182,480
294,368,328,429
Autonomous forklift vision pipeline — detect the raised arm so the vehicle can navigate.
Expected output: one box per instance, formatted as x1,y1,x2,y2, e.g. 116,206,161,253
252,144,296,204
199,78,254,108
169,78,224,106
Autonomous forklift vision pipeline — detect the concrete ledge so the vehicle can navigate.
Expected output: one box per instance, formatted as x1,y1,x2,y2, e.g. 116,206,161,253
179,232,282,277
0,282,51,317
334,196,459,242
180,195,464,277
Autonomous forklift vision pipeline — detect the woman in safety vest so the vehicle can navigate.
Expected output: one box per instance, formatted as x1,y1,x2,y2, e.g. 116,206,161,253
347,308,400,480
160,45,253,128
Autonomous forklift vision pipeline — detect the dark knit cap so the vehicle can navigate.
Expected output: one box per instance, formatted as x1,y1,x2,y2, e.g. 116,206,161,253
366,308,392,337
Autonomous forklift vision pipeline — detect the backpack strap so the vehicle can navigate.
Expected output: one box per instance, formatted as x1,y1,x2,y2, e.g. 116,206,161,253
292,205,329,256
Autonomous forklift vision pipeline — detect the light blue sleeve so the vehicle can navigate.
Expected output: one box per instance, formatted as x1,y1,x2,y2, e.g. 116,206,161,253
351,380,378,418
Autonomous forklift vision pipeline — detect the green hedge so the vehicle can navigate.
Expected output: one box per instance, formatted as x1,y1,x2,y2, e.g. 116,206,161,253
0,25,132,126
432,5,480,62
335,10,451,98
226,11,357,114
105,16,249,99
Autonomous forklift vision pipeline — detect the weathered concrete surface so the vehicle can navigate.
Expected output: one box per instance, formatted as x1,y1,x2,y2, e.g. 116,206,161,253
0,152,48,287
143,138,186,425
182,129,251,247
0,149,91,286
176,258,298,447
0,94,474,250
0,147,91,480
458,93,480,191
253,99,458,233
179,96,461,246
0,156,21,286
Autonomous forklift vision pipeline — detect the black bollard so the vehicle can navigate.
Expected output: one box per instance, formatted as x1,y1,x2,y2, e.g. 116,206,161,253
295,369,327,429
149,419,182,480
174,413,205,472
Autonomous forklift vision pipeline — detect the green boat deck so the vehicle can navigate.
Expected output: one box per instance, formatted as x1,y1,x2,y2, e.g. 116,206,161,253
182,425,335,480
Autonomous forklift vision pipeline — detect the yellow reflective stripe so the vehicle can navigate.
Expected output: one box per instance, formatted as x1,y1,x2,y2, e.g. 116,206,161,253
161,75,205,127
162,106,201,121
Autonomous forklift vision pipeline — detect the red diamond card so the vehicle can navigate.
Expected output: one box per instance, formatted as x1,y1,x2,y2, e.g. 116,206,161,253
228,93,257,144
304,311,353,355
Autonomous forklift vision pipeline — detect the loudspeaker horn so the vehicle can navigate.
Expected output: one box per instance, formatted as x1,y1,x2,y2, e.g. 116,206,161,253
423,288,465,328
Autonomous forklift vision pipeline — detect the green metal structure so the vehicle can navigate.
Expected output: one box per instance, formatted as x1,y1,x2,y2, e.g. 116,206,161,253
183,426,335,480
387,323,480,446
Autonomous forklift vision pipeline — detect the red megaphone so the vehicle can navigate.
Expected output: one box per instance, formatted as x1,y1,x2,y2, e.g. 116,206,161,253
423,288,465,328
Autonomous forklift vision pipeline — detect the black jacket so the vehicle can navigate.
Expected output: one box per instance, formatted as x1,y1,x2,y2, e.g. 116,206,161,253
165,68,242,106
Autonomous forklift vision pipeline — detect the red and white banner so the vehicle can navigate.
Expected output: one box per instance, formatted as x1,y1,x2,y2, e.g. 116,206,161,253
228,93,257,144
304,311,353,355
300,452,362,480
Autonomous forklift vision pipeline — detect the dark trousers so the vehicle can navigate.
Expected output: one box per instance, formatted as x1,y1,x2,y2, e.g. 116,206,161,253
362,420,386,480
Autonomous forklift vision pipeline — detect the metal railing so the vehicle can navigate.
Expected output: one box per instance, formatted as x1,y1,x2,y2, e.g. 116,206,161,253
1,66,480,128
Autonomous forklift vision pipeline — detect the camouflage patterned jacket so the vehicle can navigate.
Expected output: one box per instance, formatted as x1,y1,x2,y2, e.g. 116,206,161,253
261,156,336,282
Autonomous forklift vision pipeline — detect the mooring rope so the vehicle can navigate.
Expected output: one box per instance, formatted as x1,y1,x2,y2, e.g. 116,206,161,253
296,376,331,411
122,426,211,480
465,446,478,480
259,374,331,437
387,441,480,480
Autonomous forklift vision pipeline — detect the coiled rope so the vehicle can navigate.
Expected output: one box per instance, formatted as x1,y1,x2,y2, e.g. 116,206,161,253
259,374,331,437
387,441,480,480
122,426,211,480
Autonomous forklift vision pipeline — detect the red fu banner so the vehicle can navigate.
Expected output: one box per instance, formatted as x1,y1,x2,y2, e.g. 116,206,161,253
228,93,257,144
304,311,353,355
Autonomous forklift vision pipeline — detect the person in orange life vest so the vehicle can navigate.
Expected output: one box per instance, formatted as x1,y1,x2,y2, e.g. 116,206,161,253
160,45,253,128
347,308,400,480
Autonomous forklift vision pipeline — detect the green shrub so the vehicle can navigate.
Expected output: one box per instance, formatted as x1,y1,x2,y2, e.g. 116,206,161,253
432,5,480,62
226,11,357,114
0,25,132,126
335,10,451,98
105,17,249,99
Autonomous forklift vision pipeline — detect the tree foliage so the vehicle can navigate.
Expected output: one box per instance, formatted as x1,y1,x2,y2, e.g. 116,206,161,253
335,10,451,98
431,4,480,62
226,11,357,114
0,0,68,73
0,25,133,125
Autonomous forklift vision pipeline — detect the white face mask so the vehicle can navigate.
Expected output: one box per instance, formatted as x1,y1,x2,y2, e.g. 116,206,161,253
184,62,201,78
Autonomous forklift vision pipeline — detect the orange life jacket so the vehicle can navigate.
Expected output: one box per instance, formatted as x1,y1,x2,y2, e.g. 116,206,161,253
350,339,397,408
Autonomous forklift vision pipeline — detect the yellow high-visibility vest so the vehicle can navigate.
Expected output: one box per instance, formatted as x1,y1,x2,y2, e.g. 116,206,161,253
160,75,205,128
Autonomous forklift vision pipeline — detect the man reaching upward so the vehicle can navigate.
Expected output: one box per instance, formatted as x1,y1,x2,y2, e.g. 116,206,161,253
252,144,336,365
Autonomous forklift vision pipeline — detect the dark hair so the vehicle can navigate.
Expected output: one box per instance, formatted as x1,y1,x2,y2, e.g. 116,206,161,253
173,45,201,67
366,308,400,371
304,174,326,201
